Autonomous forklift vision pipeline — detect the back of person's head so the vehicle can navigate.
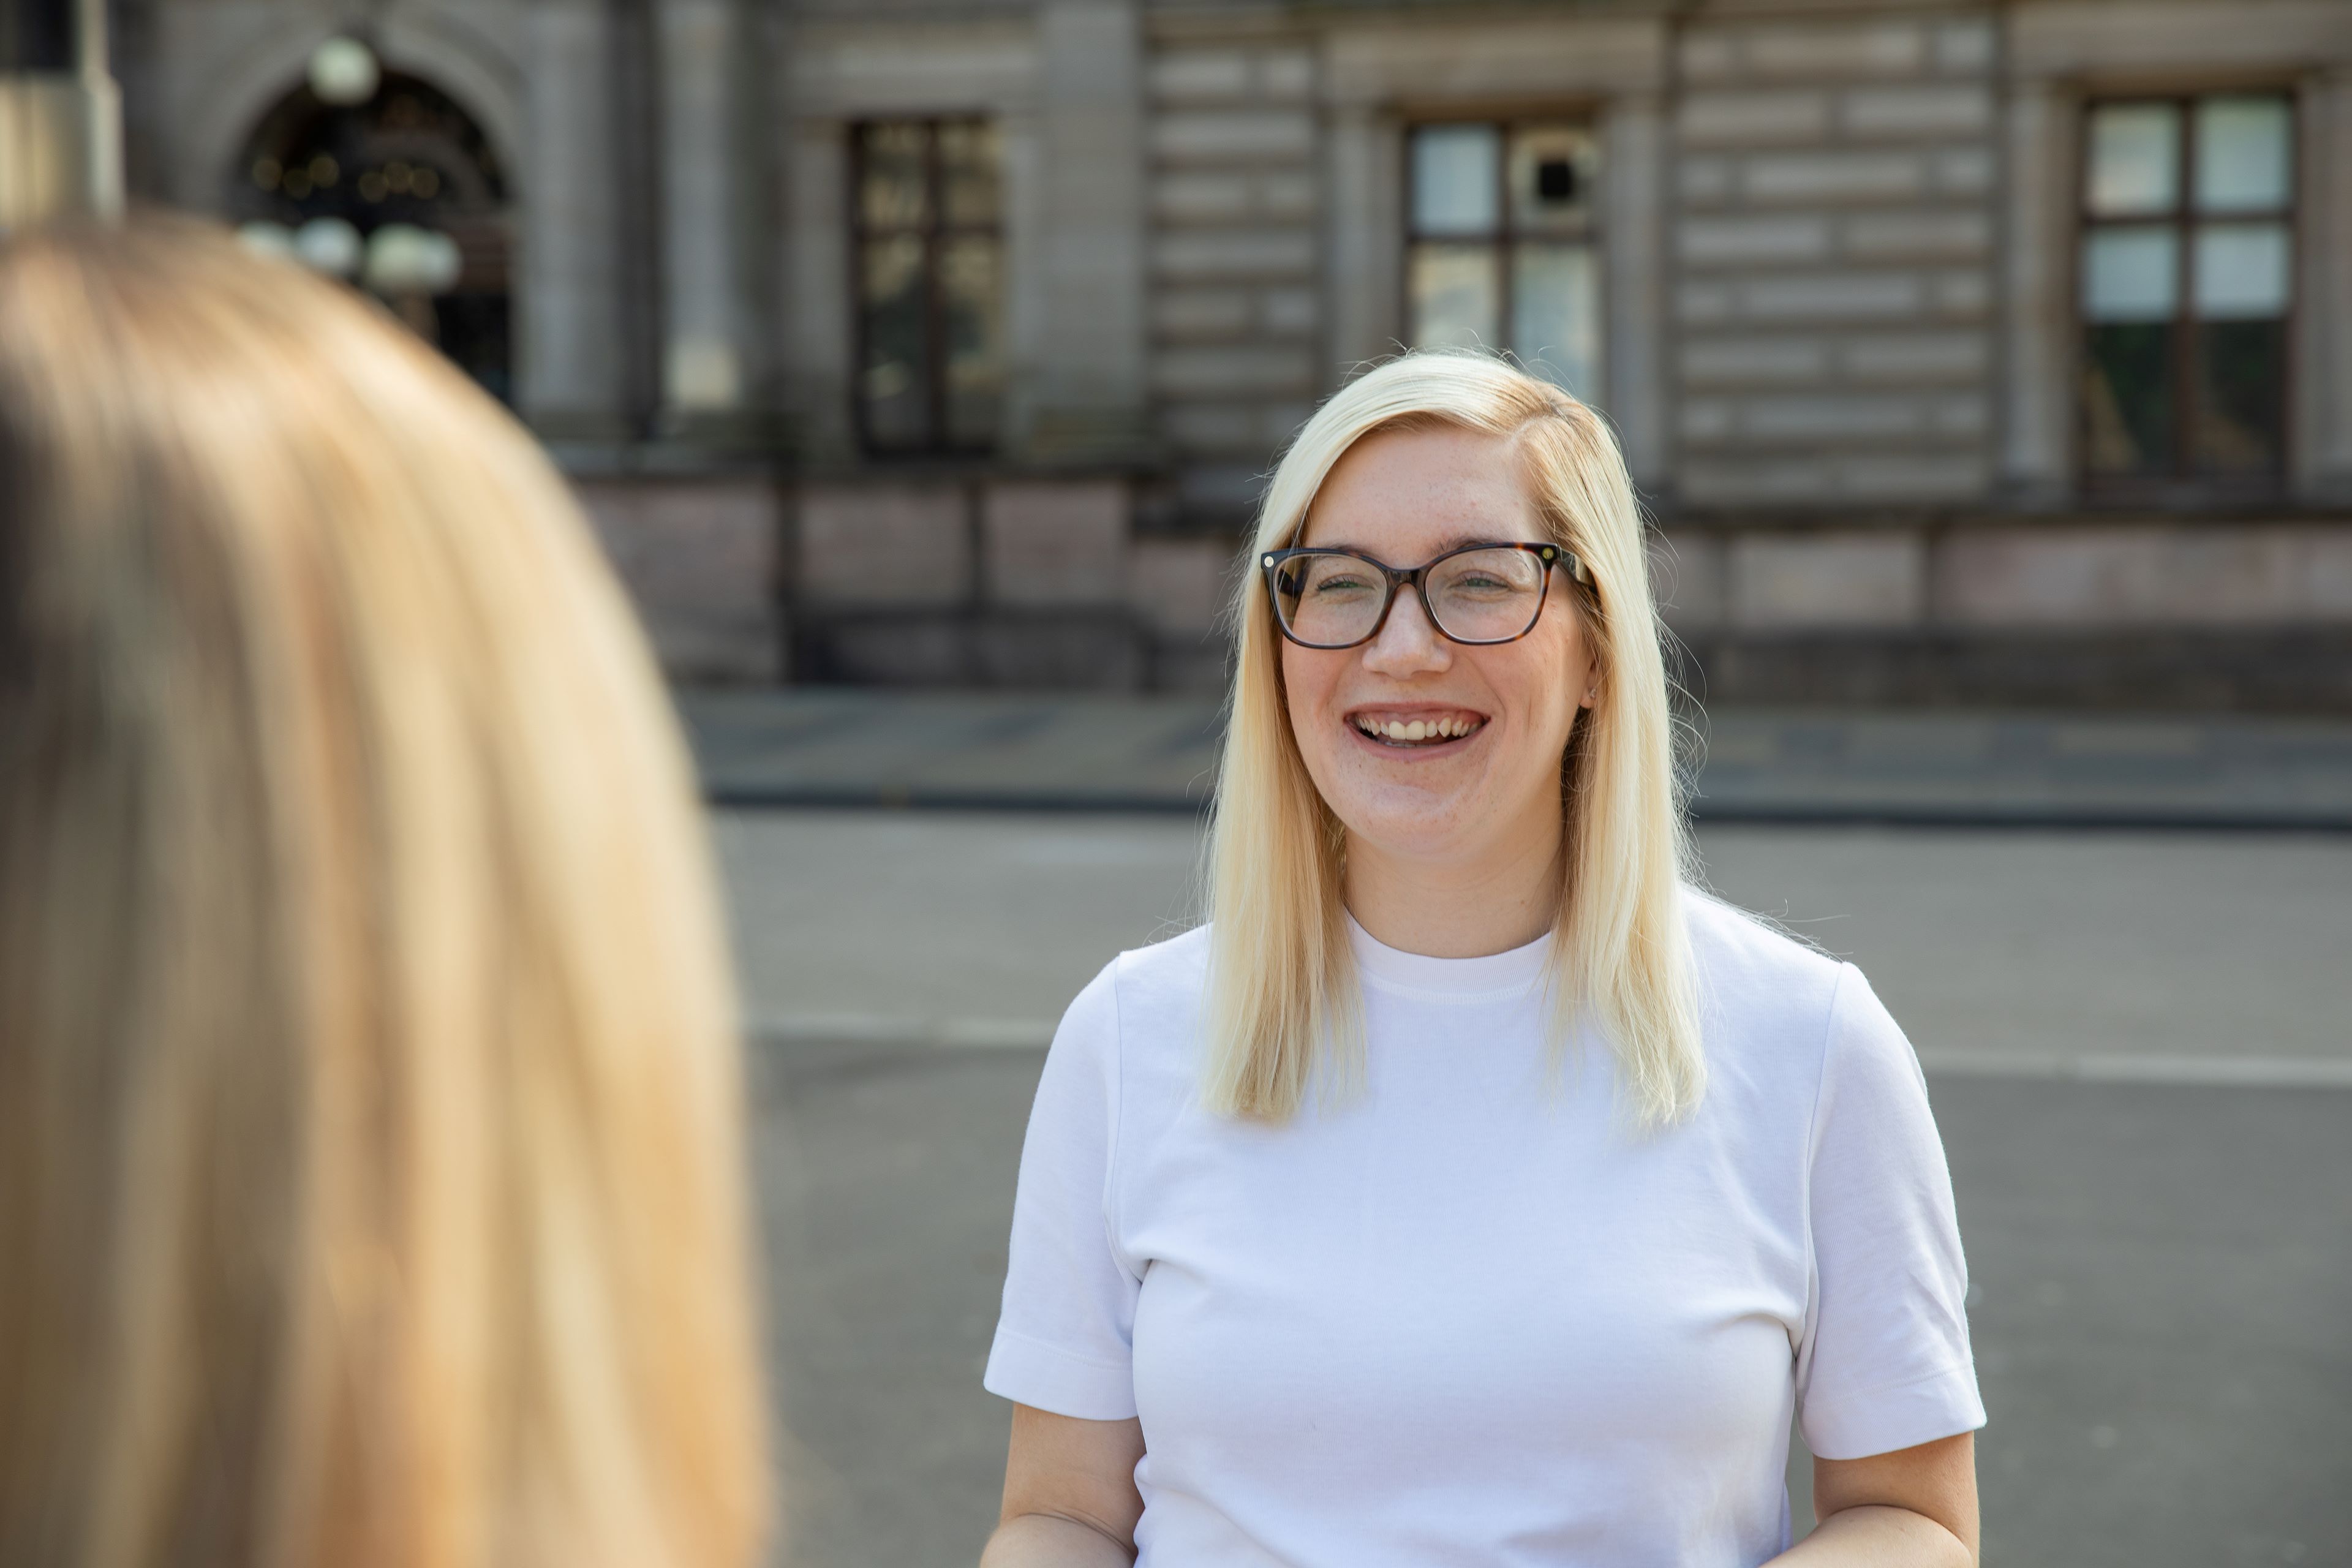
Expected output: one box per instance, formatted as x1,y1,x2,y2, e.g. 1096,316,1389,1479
0,217,769,1568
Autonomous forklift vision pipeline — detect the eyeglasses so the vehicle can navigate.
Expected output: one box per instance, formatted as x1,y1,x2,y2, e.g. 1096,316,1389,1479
1261,541,1590,650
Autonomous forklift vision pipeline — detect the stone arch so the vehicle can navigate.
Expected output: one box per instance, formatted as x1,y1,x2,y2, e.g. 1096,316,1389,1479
205,17,526,402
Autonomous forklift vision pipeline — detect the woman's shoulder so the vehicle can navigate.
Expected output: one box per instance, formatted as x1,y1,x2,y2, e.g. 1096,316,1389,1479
1680,886,1856,1058
1050,923,1212,1065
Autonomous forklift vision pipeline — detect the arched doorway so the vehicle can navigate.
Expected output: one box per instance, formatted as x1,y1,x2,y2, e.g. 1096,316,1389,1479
228,62,513,403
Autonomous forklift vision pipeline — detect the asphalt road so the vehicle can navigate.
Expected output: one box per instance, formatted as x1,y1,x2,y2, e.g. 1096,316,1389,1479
715,810,2352,1568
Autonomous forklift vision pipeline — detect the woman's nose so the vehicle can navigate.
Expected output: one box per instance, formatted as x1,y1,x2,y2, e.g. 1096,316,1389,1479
1361,582,1450,675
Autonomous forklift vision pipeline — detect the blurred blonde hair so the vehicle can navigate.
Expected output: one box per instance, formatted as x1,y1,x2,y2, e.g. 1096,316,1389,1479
0,219,769,1568
1204,352,1703,1128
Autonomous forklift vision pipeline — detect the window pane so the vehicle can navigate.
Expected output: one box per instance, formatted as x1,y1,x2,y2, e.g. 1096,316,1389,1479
2087,104,2179,216
1411,125,1499,235
1409,244,1499,350
939,119,1000,225
860,235,929,448
2193,222,2290,319
2195,96,2291,214
2081,228,2177,322
2192,319,2285,478
1512,243,1600,400
940,235,1005,448
2081,323,2174,479
858,122,928,229
1507,124,1599,235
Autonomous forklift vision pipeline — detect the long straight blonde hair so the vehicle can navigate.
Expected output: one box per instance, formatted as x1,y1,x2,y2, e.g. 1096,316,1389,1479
1204,352,1703,1128
0,220,768,1568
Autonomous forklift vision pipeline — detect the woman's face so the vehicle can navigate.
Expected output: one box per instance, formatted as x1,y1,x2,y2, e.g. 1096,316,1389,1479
1280,424,1596,870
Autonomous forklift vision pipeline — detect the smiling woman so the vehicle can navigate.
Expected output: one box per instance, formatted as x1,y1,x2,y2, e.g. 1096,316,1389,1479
979,352,1984,1568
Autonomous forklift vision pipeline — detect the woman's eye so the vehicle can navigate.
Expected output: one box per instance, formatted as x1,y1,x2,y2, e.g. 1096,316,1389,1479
1312,575,1374,595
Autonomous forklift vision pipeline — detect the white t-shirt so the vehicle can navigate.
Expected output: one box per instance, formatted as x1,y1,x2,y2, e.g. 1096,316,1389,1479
985,892,1985,1567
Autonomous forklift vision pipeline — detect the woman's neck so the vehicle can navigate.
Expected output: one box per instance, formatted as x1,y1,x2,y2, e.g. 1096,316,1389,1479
1342,815,1564,960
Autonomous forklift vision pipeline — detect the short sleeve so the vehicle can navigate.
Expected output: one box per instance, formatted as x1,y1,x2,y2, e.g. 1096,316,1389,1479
1795,964,1988,1460
982,959,1143,1420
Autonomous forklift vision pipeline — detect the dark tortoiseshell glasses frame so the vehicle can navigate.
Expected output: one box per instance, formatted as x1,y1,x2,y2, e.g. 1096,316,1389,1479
1259,541,1593,650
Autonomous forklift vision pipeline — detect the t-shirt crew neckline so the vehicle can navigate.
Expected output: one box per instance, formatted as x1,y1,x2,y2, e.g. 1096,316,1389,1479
1344,911,1552,1000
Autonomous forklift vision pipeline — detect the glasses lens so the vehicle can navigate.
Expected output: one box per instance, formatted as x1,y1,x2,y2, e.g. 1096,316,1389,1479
1425,548,1547,642
1273,552,1389,646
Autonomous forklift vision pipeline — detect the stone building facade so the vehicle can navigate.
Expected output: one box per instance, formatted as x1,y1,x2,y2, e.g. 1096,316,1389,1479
117,0,2352,706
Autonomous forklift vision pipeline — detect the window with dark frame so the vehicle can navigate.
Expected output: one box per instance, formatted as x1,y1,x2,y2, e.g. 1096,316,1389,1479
852,118,1005,455
2078,93,2295,493
1406,121,1603,402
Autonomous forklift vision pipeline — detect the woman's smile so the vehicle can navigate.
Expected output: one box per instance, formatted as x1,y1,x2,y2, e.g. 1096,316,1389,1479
1345,704,1491,751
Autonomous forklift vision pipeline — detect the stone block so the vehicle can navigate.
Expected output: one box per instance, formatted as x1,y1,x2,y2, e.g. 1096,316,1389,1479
1264,402,1314,448
1839,331,1986,383
1150,110,1314,165
1162,403,1261,452
1741,151,1928,205
1259,50,1315,99
1839,85,1991,138
1678,282,1736,325
1153,229,1316,282
1178,463,1268,514
1681,399,1737,442
1931,270,1991,317
1148,50,1251,104
1677,90,1831,147
1681,336,1829,387
1842,209,1991,262
1679,155,1735,205
976,618,1143,689
982,480,1129,608
1932,148,1994,194
807,618,974,686
1730,532,1927,629
1680,458,1833,505
1738,273,1923,322
1741,394,1925,442
1832,452,1988,501
1932,20,1996,75
1678,31,1741,83
1153,287,1253,339
1259,170,1317,218
1259,287,1319,334
576,478,781,681
1935,525,2352,628
1153,172,1255,224
797,483,970,608
1131,534,1241,638
1680,215,1833,267
1651,528,1727,628
1743,21,1929,80
1928,394,1988,437
1152,344,1318,399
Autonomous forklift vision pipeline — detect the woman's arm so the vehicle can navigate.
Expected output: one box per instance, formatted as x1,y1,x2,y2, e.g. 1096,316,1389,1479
979,1404,1147,1567
1768,1432,1978,1568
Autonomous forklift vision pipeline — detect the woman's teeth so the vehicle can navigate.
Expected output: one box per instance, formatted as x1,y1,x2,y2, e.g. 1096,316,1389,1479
1353,715,1483,744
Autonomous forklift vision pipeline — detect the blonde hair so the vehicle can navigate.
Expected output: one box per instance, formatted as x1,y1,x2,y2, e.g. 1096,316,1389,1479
1204,352,1703,1128
0,220,769,1568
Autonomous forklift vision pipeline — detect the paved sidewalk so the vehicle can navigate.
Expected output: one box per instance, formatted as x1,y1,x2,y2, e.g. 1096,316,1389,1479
679,686,2352,829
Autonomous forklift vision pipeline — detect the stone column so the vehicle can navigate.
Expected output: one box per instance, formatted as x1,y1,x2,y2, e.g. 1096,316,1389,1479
1603,89,1668,491
659,0,770,435
1015,0,1149,462
1325,99,1401,379
520,0,628,439
2297,67,2352,499
1999,75,2072,507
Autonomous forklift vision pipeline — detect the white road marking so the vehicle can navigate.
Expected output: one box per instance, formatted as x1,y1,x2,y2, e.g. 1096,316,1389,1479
755,1016,2352,1090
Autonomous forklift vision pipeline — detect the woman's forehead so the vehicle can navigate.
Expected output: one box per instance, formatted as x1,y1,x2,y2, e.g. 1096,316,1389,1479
1297,425,1540,552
